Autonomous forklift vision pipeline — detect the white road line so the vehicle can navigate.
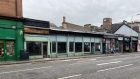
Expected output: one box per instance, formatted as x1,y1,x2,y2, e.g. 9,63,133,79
97,61,122,66
61,60,72,62
0,66,52,75
77,59,96,62
97,64,133,72
58,74,82,79
69,59,96,66
0,63,32,68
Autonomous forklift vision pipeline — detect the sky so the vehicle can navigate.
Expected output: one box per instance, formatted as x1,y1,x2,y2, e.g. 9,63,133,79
23,0,140,27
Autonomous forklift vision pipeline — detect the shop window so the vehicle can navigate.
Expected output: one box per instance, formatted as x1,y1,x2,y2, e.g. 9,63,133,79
84,42,90,52
69,42,74,52
91,43,95,53
52,42,56,53
27,42,42,56
0,41,4,57
75,42,82,52
6,41,15,56
95,43,101,51
57,42,66,53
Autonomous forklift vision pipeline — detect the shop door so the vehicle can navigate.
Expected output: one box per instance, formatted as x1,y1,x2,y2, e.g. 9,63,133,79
0,41,4,61
5,41,15,61
43,42,48,58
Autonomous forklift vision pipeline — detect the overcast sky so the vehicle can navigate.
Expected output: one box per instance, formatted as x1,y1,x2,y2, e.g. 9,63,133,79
23,0,140,26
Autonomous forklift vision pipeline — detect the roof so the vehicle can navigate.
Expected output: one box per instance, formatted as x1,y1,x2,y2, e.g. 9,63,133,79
108,22,123,33
23,18,50,28
62,22,92,32
108,22,138,34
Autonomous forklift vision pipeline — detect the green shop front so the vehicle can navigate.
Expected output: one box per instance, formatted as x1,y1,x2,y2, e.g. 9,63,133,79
0,17,24,61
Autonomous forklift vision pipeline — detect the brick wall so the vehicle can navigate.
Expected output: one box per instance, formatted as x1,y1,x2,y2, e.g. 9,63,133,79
0,0,22,18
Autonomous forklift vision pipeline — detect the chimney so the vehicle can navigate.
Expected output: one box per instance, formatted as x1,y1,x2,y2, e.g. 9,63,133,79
62,16,67,29
102,18,112,30
63,16,66,22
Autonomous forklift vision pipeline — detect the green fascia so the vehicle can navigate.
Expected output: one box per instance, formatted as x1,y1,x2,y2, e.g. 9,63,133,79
0,18,24,61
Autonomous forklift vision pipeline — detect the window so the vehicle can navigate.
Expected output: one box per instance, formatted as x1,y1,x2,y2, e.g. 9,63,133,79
69,42,74,52
84,42,90,52
0,41,4,57
95,43,101,51
6,41,15,56
75,42,82,52
57,42,66,53
52,42,56,53
27,42,42,56
91,43,95,53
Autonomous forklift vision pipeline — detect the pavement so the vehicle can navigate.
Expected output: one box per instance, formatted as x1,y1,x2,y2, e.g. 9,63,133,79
0,52,136,66
0,52,140,79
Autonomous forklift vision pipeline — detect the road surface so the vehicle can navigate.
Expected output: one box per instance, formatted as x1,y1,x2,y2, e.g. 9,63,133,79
0,53,140,79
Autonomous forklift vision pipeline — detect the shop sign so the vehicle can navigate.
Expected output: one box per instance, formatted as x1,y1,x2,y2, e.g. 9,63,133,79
118,37,123,40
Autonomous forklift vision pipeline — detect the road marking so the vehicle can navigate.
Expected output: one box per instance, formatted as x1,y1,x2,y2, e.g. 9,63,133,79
0,63,32,68
97,61,122,66
58,74,82,79
69,59,96,66
97,64,133,72
61,60,72,62
0,66,52,75
77,59,96,62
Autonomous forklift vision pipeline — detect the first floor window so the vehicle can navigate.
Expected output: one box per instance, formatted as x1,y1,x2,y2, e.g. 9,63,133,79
27,42,42,56
95,43,101,51
57,42,66,53
6,41,15,56
75,42,82,52
84,42,90,52
0,41,4,57
69,42,74,52
52,42,56,53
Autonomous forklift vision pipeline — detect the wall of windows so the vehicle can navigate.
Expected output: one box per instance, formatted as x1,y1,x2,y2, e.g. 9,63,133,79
49,34,102,55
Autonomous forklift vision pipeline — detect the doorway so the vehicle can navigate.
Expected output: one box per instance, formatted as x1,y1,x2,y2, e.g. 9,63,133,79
43,42,48,58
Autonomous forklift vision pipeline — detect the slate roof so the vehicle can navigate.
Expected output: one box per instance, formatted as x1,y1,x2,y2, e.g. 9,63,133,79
108,22,138,34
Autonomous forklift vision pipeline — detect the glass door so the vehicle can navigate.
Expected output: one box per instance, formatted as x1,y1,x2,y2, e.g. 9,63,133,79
6,41,15,60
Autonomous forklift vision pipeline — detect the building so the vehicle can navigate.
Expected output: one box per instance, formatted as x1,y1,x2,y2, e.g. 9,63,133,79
108,21,138,52
0,16,24,61
23,17,105,59
24,18,50,59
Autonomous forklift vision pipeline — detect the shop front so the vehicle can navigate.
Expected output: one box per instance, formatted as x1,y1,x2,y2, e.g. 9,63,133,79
25,35,50,59
23,18,50,59
0,17,24,61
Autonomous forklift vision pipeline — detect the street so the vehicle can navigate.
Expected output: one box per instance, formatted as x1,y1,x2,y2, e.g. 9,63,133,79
0,53,140,79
